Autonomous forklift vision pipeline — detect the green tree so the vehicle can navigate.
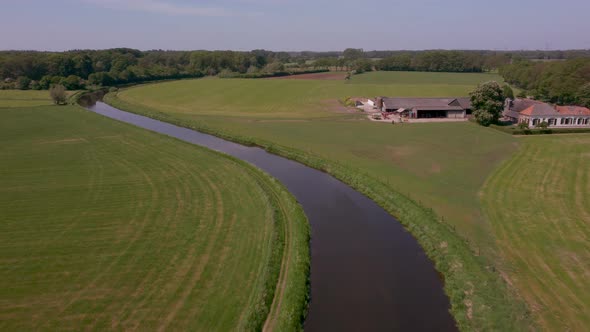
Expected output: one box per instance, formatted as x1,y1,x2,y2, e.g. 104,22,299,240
343,48,364,61
49,84,67,105
502,84,515,100
470,81,505,126
262,61,285,74
535,121,549,129
16,76,31,90
353,59,373,73
577,83,590,107
39,75,52,89
61,75,82,90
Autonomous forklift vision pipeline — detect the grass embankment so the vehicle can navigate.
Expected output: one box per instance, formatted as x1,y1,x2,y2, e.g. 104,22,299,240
0,95,309,330
482,135,590,331
106,71,534,330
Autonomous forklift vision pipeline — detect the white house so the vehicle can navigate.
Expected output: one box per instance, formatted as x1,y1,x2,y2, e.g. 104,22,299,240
504,99,590,128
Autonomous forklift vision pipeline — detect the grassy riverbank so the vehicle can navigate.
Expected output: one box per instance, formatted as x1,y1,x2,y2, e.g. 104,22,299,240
0,95,309,330
482,135,590,331
105,71,534,330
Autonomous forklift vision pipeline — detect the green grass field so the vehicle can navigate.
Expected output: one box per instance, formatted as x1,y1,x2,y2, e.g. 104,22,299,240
0,94,309,330
0,90,80,107
107,72,540,330
0,90,57,107
482,135,590,331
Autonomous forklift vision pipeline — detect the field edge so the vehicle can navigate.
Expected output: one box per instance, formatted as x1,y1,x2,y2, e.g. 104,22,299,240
105,90,535,331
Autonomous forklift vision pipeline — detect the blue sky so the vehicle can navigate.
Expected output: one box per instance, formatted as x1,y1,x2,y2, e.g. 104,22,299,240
2,0,590,51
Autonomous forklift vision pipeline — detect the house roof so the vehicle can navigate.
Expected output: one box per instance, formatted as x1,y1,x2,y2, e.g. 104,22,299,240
507,98,590,118
382,97,468,111
556,106,590,116
519,103,559,117
510,98,546,113
503,109,521,119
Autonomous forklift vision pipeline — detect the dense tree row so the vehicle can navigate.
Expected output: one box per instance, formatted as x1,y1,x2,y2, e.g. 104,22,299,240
2,48,589,90
0,49,295,90
499,58,590,106
310,50,512,73
375,51,510,72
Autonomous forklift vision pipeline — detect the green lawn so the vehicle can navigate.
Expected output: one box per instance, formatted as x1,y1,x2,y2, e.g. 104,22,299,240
0,100,309,330
482,135,590,331
107,72,538,330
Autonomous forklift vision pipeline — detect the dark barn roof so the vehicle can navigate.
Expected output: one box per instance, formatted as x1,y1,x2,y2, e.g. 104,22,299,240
456,98,472,110
382,97,470,111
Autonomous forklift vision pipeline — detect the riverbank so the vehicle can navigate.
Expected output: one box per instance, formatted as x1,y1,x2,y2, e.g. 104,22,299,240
105,91,534,330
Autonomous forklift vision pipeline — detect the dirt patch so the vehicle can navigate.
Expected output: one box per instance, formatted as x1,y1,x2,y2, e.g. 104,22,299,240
321,99,358,114
267,72,348,80
430,163,442,174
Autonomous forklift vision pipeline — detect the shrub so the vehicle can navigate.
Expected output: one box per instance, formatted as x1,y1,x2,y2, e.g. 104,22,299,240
535,121,549,129
16,76,32,90
49,84,67,105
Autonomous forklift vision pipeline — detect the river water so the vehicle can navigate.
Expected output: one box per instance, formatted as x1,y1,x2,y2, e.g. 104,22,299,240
85,101,457,331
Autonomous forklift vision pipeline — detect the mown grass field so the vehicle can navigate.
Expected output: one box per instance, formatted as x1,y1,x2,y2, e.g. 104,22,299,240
107,71,541,330
482,135,590,331
0,93,309,331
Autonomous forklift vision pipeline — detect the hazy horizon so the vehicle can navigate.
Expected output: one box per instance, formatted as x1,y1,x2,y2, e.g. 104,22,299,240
2,0,590,51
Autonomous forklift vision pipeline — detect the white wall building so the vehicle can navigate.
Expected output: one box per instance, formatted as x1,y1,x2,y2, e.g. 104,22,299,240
504,99,590,128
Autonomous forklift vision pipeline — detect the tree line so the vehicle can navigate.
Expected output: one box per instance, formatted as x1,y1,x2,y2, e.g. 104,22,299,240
499,58,590,107
310,50,514,73
0,49,299,90
2,48,590,91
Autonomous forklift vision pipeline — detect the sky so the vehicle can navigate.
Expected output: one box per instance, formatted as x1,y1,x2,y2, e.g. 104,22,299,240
1,0,590,51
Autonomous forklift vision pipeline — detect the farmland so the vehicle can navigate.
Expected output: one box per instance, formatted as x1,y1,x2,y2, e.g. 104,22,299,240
0,90,62,107
107,71,540,330
482,135,590,331
0,93,309,330
110,72,510,245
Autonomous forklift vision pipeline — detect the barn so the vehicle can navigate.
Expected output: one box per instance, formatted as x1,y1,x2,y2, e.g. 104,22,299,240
375,97,472,119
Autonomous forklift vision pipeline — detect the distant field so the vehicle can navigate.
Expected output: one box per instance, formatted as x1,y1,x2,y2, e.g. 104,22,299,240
0,90,77,107
117,73,501,121
0,101,308,330
0,90,54,107
482,135,590,331
350,71,504,86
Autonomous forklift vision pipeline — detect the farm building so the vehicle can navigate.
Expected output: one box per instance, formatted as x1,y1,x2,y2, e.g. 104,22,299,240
375,97,472,119
504,99,590,127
